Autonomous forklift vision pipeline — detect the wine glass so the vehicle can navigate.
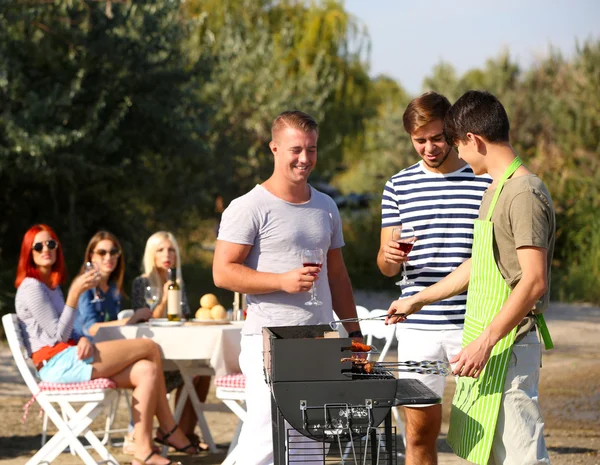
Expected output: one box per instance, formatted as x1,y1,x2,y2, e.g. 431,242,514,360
84,261,104,303
144,286,159,310
301,248,324,306
392,226,417,287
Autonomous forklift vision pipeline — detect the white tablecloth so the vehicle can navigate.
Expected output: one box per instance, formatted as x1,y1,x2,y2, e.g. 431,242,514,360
95,321,243,377
94,321,244,453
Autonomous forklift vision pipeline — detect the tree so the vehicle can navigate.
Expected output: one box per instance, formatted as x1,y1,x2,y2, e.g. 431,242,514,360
0,0,211,310
183,0,372,200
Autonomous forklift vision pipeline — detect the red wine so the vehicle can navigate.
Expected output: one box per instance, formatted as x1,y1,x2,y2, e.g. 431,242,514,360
303,262,322,277
303,262,323,270
397,242,414,254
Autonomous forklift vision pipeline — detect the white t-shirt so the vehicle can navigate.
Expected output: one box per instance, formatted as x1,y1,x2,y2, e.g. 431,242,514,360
218,184,345,335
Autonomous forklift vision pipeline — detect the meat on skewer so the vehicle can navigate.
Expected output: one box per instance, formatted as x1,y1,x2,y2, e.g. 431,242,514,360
345,341,372,352
340,357,376,374
341,357,368,364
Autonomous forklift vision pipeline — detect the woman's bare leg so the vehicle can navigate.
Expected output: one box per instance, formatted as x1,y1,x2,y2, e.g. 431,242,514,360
91,339,164,380
109,361,166,464
176,375,211,449
92,339,197,454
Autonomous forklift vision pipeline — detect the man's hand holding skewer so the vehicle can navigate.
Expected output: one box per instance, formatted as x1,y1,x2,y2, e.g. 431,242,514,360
385,296,424,325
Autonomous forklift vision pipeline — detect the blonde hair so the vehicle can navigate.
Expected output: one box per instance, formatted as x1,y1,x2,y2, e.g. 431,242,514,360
271,110,319,140
141,231,183,299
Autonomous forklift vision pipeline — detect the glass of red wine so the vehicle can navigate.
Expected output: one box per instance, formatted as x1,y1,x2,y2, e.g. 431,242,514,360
392,226,416,287
301,248,324,306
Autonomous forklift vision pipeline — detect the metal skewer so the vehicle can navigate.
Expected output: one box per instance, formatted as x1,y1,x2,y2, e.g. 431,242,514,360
375,360,450,369
329,315,387,331
380,367,450,376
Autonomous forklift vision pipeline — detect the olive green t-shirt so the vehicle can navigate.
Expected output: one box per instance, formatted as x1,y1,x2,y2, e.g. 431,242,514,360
478,174,555,315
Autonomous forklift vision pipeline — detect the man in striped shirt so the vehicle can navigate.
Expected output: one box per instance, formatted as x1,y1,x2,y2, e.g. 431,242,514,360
377,92,491,465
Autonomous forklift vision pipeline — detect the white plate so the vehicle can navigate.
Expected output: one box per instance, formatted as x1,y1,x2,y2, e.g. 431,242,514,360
189,319,230,325
150,320,184,327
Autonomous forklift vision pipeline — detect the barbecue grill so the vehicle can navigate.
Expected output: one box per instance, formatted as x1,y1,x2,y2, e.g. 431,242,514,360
263,325,441,464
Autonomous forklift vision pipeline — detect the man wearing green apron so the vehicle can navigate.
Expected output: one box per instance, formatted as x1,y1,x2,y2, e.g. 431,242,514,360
386,90,554,465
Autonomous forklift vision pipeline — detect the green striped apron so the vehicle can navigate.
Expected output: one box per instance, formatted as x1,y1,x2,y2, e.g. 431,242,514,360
446,158,553,464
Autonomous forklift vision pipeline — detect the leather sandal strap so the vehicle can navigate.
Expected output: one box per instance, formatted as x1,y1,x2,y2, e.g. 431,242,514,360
134,451,158,464
158,424,179,442
134,451,177,465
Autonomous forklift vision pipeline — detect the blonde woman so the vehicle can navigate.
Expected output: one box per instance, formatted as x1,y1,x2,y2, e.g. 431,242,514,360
132,231,190,319
132,231,210,452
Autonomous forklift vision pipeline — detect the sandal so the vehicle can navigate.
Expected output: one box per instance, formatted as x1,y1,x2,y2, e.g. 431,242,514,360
186,433,209,452
154,425,199,455
133,451,182,465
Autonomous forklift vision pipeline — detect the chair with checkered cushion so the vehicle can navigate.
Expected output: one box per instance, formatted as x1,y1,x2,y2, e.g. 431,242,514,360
215,373,246,465
36,379,129,450
3,313,119,465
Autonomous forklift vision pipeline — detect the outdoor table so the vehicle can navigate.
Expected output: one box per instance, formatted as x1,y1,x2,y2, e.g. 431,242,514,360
95,321,243,453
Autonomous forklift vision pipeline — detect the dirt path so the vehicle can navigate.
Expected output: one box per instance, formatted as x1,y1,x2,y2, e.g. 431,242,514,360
0,301,598,464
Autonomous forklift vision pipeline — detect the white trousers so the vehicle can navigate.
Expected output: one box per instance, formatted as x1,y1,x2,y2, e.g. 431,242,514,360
236,334,326,465
489,331,550,465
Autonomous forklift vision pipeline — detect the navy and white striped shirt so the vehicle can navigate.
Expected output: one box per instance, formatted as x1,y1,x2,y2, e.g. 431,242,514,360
15,277,78,356
381,161,492,329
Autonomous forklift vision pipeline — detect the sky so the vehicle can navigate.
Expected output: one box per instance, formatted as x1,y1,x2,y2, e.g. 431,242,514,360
344,0,600,94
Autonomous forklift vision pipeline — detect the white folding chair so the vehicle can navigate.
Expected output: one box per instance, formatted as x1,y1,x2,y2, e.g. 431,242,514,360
3,313,120,465
214,373,246,465
117,309,134,320
40,310,136,449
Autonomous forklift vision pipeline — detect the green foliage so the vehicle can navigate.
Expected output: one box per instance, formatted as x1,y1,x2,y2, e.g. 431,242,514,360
0,0,212,311
0,0,598,314
185,0,372,198
340,205,396,291
335,76,412,194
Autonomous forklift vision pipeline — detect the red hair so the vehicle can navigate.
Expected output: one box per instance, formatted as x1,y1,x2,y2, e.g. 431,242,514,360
15,224,66,289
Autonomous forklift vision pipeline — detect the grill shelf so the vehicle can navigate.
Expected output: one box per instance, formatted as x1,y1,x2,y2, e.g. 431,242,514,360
286,425,397,465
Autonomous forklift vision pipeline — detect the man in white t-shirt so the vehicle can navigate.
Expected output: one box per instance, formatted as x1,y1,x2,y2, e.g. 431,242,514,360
377,92,492,465
213,110,362,465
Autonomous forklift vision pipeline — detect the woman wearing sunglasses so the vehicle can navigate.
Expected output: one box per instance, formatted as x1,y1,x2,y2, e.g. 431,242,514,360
73,231,151,340
132,231,210,452
15,224,200,465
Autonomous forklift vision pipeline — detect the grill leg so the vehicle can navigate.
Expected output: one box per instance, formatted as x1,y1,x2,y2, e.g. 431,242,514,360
271,394,286,465
370,428,378,464
384,411,393,464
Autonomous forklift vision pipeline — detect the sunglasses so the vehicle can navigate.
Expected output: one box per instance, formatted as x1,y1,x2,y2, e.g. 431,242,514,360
32,240,58,253
93,248,121,258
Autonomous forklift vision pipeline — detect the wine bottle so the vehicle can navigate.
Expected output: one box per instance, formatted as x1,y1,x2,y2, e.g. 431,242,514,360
167,267,181,322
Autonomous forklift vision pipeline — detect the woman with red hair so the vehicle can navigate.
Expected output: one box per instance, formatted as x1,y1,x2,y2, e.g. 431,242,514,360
15,225,199,465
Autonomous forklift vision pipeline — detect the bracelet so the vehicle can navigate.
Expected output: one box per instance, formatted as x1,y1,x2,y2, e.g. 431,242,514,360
348,330,363,338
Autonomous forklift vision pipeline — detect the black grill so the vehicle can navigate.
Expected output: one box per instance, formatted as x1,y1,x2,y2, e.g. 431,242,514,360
263,325,441,464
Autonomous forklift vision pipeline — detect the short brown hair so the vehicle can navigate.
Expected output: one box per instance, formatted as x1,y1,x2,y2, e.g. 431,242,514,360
403,92,451,134
271,110,319,140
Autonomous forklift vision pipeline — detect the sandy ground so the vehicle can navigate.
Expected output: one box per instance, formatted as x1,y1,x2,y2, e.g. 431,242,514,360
0,298,598,464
